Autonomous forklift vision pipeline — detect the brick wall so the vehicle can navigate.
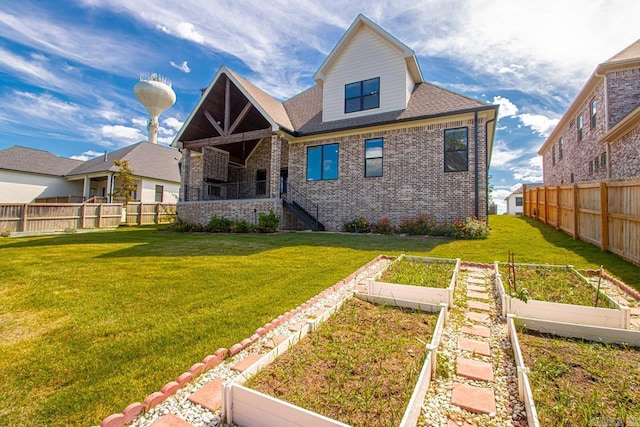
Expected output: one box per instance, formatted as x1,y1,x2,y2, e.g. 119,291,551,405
609,125,640,179
287,117,488,231
607,68,640,128
542,81,608,185
177,199,284,228
542,67,640,186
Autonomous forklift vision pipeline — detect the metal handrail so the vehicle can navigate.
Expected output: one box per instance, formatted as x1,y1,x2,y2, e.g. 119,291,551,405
183,181,270,202
283,183,320,230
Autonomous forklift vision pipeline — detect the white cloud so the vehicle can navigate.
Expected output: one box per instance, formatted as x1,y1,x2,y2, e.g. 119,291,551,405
491,139,524,169
162,117,183,131
71,150,103,161
511,156,543,183
160,22,204,44
0,46,65,89
518,113,560,137
170,60,191,73
498,64,524,75
493,96,518,119
100,125,145,143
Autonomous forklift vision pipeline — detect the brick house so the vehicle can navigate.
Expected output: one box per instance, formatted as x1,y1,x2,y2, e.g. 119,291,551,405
539,39,640,185
173,14,499,231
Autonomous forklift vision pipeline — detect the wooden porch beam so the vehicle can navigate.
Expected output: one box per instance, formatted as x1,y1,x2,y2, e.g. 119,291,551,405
204,110,225,136
228,102,253,135
224,78,231,134
183,128,273,149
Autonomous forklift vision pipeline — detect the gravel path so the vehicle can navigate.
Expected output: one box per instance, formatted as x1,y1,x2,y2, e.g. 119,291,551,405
419,265,526,427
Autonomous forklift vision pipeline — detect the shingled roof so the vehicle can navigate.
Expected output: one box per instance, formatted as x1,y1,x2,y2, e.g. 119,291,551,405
67,142,181,183
0,146,83,176
283,81,493,135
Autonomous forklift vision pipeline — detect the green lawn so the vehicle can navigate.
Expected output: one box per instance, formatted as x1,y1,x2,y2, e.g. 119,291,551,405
0,215,637,426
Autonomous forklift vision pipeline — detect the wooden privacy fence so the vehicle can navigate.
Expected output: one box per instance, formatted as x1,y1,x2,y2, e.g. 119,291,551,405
0,203,176,234
523,179,640,266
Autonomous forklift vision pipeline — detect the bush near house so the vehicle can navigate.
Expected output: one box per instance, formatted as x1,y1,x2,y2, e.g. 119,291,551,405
344,215,491,239
258,210,280,233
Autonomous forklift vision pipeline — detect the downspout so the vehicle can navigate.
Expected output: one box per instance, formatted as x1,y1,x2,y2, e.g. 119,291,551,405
474,111,479,218
485,115,497,220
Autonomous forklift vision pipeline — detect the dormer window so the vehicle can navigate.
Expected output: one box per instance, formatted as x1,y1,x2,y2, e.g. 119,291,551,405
345,77,380,113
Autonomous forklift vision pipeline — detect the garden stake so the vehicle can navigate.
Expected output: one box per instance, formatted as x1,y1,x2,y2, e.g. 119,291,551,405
594,265,603,307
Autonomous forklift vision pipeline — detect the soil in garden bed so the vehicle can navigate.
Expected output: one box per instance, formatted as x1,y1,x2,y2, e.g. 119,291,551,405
378,259,453,288
519,331,640,426
507,266,610,307
247,297,437,427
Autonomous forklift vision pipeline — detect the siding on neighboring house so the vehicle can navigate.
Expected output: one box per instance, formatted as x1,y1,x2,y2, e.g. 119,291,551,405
322,25,411,122
0,169,82,203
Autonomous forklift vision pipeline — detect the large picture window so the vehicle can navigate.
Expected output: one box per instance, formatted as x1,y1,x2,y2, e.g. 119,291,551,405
444,128,468,172
364,138,383,177
345,77,380,113
307,144,339,181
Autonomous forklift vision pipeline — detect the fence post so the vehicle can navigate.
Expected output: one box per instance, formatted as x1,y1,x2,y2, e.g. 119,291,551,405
20,204,28,232
572,184,579,240
555,186,560,230
98,204,103,228
600,182,608,252
138,203,143,225
522,184,528,216
155,203,161,224
543,186,548,225
81,203,87,229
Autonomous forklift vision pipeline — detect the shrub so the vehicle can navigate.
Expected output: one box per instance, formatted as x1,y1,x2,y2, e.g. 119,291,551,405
447,217,491,239
342,217,372,233
230,219,257,233
206,214,231,232
372,217,396,235
258,210,280,233
397,214,437,235
160,219,204,233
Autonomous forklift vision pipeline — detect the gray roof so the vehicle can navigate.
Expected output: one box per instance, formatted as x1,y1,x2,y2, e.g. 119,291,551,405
67,142,181,183
0,146,83,176
283,82,493,135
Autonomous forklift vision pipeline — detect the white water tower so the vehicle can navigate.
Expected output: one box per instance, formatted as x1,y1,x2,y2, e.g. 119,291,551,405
134,73,176,144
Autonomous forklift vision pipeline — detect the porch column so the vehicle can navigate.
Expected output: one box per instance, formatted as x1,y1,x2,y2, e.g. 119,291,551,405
181,149,191,201
269,135,281,198
82,176,90,200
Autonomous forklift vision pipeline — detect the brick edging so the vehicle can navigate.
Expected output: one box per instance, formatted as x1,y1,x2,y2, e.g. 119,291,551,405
100,254,393,427
583,269,640,300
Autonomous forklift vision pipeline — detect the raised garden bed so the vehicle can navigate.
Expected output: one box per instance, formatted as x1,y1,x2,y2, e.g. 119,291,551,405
221,294,448,427
363,255,460,306
496,263,631,329
518,329,640,426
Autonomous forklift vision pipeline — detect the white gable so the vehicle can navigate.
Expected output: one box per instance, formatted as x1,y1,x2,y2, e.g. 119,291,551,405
316,15,422,123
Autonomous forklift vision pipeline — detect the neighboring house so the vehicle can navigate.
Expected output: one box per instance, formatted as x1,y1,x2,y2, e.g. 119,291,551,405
173,14,499,231
66,142,181,203
504,186,523,215
0,142,181,203
0,146,83,203
539,39,640,185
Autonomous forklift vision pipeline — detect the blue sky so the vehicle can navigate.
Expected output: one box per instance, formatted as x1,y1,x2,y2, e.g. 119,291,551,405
1,1,638,212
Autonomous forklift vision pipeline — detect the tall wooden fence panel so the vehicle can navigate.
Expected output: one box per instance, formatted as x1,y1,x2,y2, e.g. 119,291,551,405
0,203,176,234
523,180,640,266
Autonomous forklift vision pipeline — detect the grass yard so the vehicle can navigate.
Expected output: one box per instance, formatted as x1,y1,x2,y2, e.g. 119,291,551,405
378,258,454,288
248,297,436,427
519,331,640,426
0,215,638,425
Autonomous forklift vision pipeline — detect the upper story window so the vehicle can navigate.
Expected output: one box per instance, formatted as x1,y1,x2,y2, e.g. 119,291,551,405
515,197,523,207
590,100,597,128
444,127,468,172
364,138,383,177
307,143,339,181
577,116,583,141
558,138,563,159
552,145,556,166
345,77,380,113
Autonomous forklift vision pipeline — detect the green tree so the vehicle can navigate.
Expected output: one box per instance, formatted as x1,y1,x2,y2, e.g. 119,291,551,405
110,159,136,203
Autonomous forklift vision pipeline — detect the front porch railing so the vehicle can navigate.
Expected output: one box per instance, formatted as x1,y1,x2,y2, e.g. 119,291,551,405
183,181,270,202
